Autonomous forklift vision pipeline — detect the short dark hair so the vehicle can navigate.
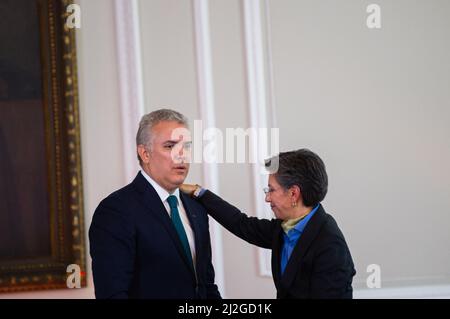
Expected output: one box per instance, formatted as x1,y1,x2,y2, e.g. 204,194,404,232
265,149,328,207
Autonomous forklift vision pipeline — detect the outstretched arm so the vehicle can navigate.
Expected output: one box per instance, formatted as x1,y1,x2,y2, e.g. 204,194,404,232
186,187,278,249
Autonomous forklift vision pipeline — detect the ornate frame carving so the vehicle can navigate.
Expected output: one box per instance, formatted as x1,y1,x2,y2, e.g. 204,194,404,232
0,0,86,292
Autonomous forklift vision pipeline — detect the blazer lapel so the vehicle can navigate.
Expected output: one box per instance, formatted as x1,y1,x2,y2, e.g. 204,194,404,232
180,193,201,271
279,205,327,292
271,226,283,292
132,172,196,277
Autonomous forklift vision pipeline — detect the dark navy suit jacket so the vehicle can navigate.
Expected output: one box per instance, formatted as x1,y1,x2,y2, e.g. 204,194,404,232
89,172,221,299
198,190,355,299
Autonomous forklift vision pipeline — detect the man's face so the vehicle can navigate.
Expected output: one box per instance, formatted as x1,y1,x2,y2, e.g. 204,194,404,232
140,121,192,192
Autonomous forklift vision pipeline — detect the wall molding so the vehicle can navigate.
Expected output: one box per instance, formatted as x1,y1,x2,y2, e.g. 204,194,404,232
192,0,226,297
242,0,277,278
114,0,145,183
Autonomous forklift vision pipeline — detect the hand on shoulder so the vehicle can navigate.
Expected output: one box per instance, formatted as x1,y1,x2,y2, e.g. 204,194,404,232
180,183,200,196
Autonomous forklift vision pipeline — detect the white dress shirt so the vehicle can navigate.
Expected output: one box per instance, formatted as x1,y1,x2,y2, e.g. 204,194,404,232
140,170,196,268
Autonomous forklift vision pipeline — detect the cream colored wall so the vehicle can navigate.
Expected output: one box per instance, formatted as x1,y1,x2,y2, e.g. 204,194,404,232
208,0,274,298
137,0,275,298
268,0,450,292
138,0,203,184
137,0,450,298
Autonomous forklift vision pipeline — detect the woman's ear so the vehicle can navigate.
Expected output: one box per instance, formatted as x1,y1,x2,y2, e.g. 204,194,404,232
291,185,302,202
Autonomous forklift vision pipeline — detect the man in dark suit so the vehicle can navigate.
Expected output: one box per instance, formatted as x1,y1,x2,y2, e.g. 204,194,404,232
89,109,221,299
182,149,356,298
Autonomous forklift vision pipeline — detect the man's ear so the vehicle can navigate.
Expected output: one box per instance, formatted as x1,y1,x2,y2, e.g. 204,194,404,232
137,144,150,164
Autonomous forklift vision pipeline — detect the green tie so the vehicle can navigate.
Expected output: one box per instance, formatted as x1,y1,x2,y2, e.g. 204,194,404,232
167,195,193,267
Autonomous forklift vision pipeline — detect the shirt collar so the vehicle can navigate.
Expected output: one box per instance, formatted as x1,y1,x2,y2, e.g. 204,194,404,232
140,169,181,204
285,204,320,236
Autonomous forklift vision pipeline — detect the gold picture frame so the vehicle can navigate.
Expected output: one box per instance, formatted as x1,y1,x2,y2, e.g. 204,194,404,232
0,0,86,292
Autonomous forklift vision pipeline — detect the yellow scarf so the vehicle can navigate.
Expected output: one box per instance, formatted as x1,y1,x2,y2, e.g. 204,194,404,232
281,213,309,234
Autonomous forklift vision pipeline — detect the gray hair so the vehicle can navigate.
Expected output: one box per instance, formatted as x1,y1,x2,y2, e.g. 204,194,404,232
136,108,188,164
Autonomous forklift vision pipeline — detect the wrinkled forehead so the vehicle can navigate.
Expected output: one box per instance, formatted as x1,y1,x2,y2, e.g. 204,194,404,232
151,121,191,142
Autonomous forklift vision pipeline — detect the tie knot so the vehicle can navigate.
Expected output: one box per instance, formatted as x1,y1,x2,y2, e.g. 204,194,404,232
167,195,178,209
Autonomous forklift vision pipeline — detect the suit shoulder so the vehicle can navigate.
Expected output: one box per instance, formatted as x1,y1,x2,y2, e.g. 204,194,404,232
316,209,349,244
95,182,137,213
182,195,208,216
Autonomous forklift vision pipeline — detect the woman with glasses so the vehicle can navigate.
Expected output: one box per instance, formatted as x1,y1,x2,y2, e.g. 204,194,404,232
181,148,355,299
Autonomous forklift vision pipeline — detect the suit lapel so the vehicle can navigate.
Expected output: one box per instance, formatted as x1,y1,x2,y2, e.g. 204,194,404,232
132,172,196,277
180,193,201,270
271,226,283,292
279,205,327,292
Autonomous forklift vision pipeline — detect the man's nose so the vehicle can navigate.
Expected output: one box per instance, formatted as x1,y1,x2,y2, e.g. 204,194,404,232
179,144,190,158
175,143,191,163
265,193,270,203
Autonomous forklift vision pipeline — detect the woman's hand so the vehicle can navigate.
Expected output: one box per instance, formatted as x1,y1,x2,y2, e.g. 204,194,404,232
179,183,199,196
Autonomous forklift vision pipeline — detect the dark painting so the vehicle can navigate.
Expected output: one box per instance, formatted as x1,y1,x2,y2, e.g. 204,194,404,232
0,0,51,260
0,0,86,292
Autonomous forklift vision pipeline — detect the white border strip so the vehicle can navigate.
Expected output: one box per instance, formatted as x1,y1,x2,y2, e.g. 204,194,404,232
243,0,276,277
354,284,450,299
114,0,145,183
192,0,226,297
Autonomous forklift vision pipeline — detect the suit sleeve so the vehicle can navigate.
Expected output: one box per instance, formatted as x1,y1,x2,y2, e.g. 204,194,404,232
204,215,222,299
198,190,277,249
309,239,355,299
89,199,136,299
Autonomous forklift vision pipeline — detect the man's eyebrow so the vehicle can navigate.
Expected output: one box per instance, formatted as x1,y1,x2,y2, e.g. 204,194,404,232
163,140,179,144
162,138,192,144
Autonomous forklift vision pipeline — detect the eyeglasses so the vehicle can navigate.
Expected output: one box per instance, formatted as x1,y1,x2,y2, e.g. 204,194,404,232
263,187,276,195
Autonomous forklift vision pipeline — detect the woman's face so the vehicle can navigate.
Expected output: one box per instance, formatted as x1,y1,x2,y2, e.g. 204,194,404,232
265,174,293,220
